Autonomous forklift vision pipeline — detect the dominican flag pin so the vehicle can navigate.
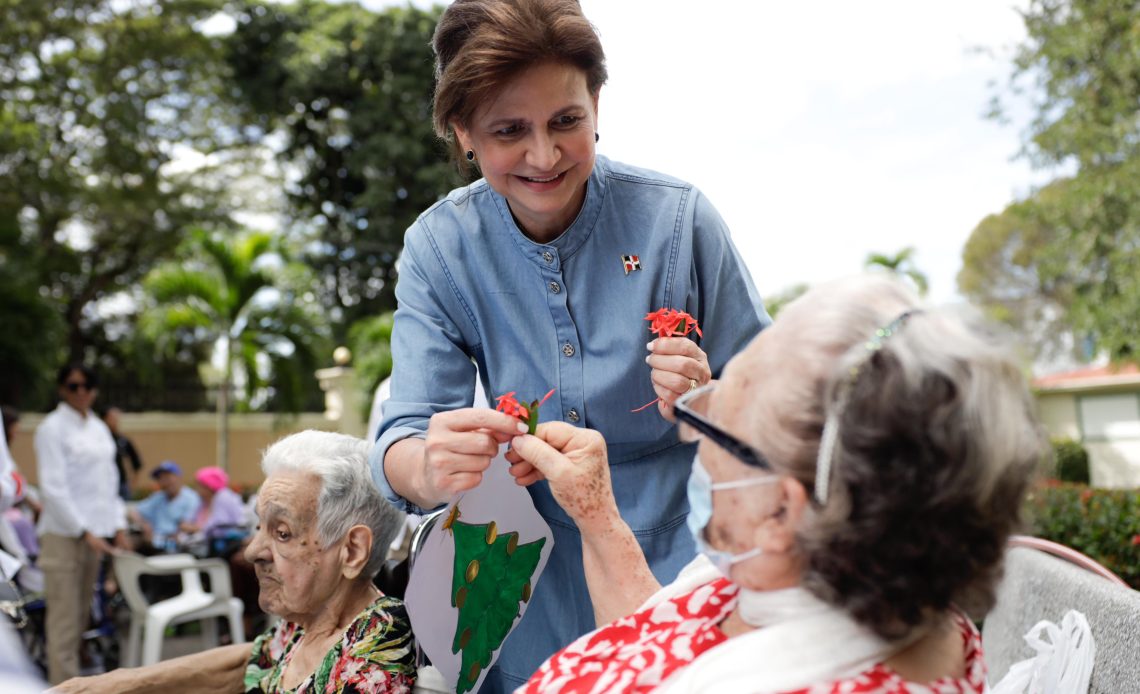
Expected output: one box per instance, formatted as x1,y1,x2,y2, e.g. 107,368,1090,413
621,254,642,275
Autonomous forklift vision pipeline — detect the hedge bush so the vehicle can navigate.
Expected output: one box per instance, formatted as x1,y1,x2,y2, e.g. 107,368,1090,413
1024,481,1140,589
1050,437,1090,484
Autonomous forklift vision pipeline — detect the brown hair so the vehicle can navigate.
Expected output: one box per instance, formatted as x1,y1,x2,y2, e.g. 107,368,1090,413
431,0,608,165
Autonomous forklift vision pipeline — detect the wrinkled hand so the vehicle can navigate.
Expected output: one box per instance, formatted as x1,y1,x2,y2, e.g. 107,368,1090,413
509,423,619,534
421,408,528,502
646,337,711,421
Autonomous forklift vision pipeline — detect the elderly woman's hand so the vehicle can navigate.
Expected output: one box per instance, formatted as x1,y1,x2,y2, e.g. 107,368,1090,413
509,423,620,535
647,337,712,421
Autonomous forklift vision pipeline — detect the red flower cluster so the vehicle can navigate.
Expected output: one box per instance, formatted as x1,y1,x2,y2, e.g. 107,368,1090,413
632,308,704,413
644,308,702,339
495,391,531,420
496,388,555,434
1131,534,1140,547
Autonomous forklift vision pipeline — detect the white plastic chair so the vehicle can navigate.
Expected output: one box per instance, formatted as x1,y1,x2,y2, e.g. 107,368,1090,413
113,552,244,666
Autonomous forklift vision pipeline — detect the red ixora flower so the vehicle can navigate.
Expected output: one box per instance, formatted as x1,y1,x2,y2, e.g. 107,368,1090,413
496,388,555,434
1131,534,1140,547
632,308,704,413
644,307,703,340
495,391,529,420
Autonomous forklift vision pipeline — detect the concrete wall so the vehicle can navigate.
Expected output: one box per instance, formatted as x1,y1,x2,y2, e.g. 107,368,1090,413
9,411,346,494
1036,392,1081,441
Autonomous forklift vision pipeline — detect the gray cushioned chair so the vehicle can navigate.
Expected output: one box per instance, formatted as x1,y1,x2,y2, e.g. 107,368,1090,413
983,537,1140,693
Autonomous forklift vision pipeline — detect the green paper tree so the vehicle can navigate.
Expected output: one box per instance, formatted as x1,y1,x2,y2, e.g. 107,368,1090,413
445,514,546,693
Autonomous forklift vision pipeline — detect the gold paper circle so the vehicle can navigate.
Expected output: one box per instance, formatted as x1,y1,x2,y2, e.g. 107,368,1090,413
485,521,498,545
466,559,480,583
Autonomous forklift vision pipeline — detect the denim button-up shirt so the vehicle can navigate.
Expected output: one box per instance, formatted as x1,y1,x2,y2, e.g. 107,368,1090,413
372,156,769,691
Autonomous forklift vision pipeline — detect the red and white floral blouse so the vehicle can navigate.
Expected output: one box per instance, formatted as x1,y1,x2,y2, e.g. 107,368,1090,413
518,578,986,694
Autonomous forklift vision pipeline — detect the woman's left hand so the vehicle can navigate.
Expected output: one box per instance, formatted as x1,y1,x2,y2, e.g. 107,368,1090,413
646,337,711,422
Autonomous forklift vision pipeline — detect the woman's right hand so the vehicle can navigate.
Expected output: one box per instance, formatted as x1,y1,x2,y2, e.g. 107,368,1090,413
82,531,115,555
418,407,529,504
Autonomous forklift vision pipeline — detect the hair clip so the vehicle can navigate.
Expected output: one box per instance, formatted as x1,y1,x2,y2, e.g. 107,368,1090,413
817,309,919,504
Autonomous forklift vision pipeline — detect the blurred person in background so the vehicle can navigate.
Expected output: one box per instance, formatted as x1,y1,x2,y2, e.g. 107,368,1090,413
35,363,130,684
181,466,249,558
128,461,199,552
1,406,40,561
103,407,142,501
0,406,17,512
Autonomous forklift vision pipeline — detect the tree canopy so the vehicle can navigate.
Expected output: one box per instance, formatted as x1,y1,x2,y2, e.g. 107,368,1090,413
143,228,327,467
967,0,1140,363
0,0,247,405
226,0,462,340
1,0,457,411
864,247,929,297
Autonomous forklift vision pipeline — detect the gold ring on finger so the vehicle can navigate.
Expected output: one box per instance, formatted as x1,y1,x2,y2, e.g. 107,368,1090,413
688,378,699,392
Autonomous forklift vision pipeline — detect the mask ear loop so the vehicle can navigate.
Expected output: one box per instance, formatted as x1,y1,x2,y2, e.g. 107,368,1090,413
814,409,840,505
813,309,919,506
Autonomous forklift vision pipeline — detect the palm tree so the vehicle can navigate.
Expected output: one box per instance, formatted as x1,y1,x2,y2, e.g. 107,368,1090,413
864,247,930,297
142,228,327,470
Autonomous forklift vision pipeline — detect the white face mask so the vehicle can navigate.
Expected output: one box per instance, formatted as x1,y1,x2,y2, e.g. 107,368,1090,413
685,454,781,577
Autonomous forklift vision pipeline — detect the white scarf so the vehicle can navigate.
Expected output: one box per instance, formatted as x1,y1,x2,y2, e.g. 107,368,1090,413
648,556,905,694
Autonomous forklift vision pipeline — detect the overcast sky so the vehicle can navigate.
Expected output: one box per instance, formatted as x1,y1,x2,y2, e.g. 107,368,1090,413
351,0,1046,304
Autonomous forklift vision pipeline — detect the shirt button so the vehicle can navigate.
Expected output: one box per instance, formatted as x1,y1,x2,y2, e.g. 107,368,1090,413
566,408,580,423
549,281,561,294
562,343,575,357
542,251,554,264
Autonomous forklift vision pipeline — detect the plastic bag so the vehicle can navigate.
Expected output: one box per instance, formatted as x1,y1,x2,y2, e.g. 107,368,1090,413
989,610,1095,694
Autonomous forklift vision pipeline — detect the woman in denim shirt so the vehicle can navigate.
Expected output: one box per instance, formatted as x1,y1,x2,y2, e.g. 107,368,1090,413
371,0,769,689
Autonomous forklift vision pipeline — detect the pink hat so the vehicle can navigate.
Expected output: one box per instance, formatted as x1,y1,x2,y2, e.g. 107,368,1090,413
195,466,229,492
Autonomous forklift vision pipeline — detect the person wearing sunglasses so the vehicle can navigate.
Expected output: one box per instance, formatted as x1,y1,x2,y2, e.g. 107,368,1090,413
33,363,130,684
508,274,1043,693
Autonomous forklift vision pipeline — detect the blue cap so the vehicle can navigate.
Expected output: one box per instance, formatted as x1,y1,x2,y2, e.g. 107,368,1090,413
151,460,182,479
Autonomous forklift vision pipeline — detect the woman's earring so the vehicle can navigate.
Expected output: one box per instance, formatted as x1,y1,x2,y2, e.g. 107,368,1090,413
595,132,600,143
465,150,475,162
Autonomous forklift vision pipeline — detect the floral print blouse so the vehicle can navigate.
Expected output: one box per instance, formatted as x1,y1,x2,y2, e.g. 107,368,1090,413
521,578,986,694
244,595,416,693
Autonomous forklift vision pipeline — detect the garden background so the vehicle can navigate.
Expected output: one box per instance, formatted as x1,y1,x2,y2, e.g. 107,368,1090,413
1,0,1138,586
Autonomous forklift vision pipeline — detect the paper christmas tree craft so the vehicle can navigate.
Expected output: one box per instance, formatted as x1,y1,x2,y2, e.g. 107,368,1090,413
445,511,547,693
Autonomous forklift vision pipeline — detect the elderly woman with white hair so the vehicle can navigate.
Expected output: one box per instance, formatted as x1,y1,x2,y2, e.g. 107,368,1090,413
55,430,416,694
508,275,1044,693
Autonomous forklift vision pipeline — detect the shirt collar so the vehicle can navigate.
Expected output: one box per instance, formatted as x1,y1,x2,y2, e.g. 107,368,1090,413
56,401,91,422
494,155,608,266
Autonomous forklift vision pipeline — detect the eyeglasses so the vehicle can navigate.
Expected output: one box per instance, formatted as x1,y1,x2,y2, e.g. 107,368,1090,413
64,381,91,393
673,383,771,470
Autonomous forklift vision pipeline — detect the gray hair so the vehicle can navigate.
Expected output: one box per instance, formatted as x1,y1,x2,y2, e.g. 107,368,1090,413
261,430,405,579
744,274,1043,640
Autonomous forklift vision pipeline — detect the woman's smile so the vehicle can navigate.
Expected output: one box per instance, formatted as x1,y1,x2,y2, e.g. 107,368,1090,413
453,62,598,242
517,170,568,189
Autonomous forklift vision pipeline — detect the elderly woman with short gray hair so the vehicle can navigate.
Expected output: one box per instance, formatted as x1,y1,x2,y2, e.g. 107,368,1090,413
56,430,416,694
509,274,1044,693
